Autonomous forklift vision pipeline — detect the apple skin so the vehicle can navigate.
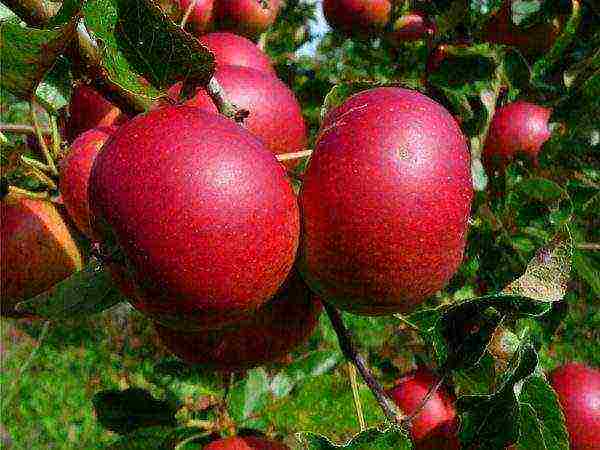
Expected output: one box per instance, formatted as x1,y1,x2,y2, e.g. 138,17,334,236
66,84,127,142
386,11,437,44
215,0,282,39
299,87,472,315
388,368,460,450
483,101,552,171
322,0,391,36
204,436,289,450
156,270,322,371
549,363,600,450
198,32,275,74
179,65,307,169
59,126,117,237
1,197,83,317
176,0,213,34
89,106,299,331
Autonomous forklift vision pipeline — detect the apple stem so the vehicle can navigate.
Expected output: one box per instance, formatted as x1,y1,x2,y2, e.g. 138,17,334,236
323,302,406,426
0,123,51,135
5,185,51,201
347,362,367,431
276,149,313,161
30,101,59,177
49,115,61,158
403,372,446,426
206,77,250,123
180,0,198,29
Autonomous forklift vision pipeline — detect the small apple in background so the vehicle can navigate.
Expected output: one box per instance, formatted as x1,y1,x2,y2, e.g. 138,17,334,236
388,368,460,450
215,0,282,39
89,106,299,331
322,0,391,36
299,87,473,316
204,436,289,450
1,196,83,317
59,126,117,238
198,32,275,74
483,101,552,172
549,362,600,450
156,271,322,371
386,11,436,45
176,0,213,34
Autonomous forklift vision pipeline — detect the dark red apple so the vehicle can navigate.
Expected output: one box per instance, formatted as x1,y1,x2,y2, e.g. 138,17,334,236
66,84,127,142
59,126,117,237
156,270,322,370
388,368,460,450
483,101,552,171
198,32,275,74
1,196,83,317
176,0,213,34
322,0,391,36
179,65,307,169
89,106,299,331
550,362,600,450
299,87,472,315
204,436,289,450
386,11,436,44
215,0,282,39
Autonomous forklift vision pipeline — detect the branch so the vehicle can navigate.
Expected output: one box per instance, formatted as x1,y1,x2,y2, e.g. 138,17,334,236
324,302,405,426
2,0,58,27
0,123,50,135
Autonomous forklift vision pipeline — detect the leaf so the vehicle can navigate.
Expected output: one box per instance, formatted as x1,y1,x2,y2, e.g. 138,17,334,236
517,178,567,203
35,55,73,112
0,17,79,100
92,388,177,434
573,250,600,297
227,368,270,424
15,257,127,320
511,0,542,25
297,426,413,450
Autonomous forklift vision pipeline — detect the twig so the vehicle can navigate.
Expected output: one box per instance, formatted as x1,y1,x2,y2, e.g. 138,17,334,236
324,302,405,426
577,243,600,251
347,362,367,431
49,115,61,158
30,101,58,176
180,0,198,29
0,123,51,135
276,149,313,161
206,77,249,123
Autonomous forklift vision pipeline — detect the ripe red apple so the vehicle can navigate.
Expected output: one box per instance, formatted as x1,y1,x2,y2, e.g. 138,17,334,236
198,32,275,74
156,270,322,370
1,196,83,317
179,65,307,169
66,84,127,142
299,87,472,315
483,101,552,171
388,368,459,450
176,0,213,34
59,126,117,237
89,106,299,331
549,362,600,450
386,11,436,44
204,436,289,450
322,0,392,36
215,0,282,39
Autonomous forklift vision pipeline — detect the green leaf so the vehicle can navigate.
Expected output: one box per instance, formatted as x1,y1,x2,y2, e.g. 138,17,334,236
573,250,600,296
227,368,270,423
14,257,126,320
297,426,413,449
517,178,567,203
35,55,73,112
0,17,79,100
511,0,542,25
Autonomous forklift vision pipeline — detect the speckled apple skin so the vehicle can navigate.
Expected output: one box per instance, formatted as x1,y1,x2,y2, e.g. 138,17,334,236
299,87,473,315
183,65,307,169
1,197,83,317
215,0,281,39
89,106,299,331
176,0,213,34
66,85,127,142
550,363,600,450
204,436,290,450
59,126,117,237
388,368,459,450
483,101,552,171
323,0,391,35
156,270,321,370
198,32,275,74
386,11,436,44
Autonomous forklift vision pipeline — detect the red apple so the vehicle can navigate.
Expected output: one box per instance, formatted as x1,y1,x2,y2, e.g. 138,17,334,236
204,436,289,450
1,196,83,317
550,362,600,450
89,106,299,331
386,11,436,44
66,84,127,142
388,368,460,450
156,270,322,370
483,101,552,171
215,0,282,39
198,32,275,74
299,87,472,315
322,0,392,36
176,0,213,34
59,126,117,237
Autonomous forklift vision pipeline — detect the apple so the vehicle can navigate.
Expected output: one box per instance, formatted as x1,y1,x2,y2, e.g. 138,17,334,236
322,0,392,36
483,101,552,171
66,84,127,142
88,106,299,331
386,11,436,44
156,270,322,370
198,32,275,74
1,196,83,317
549,362,600,450
215,0,282,39
59,126,117,237
204,436,289,450
299,87,472,315
388,368,459,450
176,0,213,34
